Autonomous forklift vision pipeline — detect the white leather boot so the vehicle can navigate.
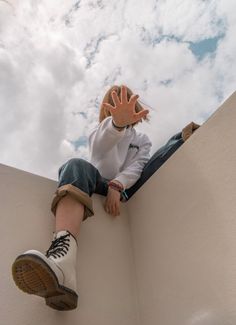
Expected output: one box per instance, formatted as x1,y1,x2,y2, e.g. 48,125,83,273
12,230,78,311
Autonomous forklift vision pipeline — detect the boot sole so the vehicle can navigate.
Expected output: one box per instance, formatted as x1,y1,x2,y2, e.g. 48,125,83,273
12,254,78,311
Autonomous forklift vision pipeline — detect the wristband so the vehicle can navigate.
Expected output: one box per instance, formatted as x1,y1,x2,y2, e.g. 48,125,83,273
112,119,126,130
108,181,124,192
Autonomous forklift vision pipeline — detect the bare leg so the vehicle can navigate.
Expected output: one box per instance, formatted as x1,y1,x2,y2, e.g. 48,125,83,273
55,195,85,238
11,194,83,312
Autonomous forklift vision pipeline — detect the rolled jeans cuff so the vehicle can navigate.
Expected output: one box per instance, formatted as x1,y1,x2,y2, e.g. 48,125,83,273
51,184,94,221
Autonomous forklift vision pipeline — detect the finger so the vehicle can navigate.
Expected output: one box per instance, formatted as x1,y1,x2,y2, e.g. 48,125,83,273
104,200,110,213
103,203,108,213
105,200,113,215
111,90,120,106
103,103,116,113
111,204,116,216
121,85,128,103
104,206,109,214
115,205,120,216
128,94,139,105
112,202,119,217
115,208,120,216
135,109,149,121
114,203,120,217
117,203,120,215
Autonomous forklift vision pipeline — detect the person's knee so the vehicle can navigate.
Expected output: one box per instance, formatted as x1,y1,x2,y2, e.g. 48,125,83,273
65,158,89,169
58,158,88,176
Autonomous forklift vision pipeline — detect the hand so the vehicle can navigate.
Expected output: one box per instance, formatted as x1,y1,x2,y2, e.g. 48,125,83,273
104,187,121,217
103,85,149,127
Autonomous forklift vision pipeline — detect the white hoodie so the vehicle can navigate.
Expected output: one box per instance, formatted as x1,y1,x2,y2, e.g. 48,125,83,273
88,116,152,190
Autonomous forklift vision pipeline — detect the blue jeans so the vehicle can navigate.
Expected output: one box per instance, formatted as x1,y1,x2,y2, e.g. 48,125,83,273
123,131,184,200
57,132,184,205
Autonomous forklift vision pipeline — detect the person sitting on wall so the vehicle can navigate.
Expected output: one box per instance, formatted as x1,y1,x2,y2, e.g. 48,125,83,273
12,84,200,311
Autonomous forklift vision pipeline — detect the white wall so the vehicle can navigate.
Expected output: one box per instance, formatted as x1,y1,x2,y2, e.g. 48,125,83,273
127,91,236,325
1,91,236,325
0,164,139,325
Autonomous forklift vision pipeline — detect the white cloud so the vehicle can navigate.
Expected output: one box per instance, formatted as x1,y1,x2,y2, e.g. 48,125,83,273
0,0,235,181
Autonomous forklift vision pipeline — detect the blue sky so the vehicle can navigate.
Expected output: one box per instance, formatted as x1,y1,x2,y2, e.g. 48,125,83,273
189,36,223,60
0,0,235,180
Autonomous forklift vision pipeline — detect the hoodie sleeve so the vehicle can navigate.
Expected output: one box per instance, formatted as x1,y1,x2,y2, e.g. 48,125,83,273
113,133,152,190
88,116,126,161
